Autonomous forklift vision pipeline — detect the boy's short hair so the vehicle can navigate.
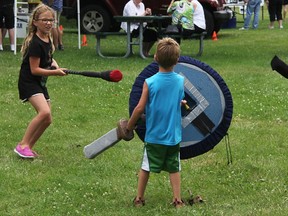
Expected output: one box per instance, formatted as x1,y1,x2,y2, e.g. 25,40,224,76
155,37,180,69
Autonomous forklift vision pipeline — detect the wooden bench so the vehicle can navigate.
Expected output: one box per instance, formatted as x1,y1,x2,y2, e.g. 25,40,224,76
159,31,207,57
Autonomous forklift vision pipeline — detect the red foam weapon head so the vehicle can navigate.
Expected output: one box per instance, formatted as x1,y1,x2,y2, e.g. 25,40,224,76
109,70,123,82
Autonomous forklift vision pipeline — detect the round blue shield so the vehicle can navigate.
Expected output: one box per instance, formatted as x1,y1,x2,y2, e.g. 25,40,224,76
129,56,233,159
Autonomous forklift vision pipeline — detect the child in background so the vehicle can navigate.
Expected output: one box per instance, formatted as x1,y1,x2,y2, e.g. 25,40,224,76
127,37,186,208
42,0,64,50
14,4,67,159
167,0,206,44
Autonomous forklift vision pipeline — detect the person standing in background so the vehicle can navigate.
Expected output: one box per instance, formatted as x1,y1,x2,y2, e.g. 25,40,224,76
266,0,283,29
42,0,64,50
239,0,262,30
0,0,15,51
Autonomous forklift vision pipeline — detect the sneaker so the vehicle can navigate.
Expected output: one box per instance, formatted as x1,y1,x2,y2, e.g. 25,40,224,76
14,144,35,158
268,25,274,29
133,197,145,207
239,27,248,30
280,25,284,29
172,199,185,208
10,44,15,52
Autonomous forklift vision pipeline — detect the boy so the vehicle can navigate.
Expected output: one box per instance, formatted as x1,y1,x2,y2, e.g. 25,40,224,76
127,37,185,208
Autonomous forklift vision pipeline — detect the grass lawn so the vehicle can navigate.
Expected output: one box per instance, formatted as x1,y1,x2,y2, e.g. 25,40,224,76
0,10,287,215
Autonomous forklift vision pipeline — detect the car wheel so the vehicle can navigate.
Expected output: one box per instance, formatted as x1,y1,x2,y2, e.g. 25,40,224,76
204,8,214,37
80,5,111,34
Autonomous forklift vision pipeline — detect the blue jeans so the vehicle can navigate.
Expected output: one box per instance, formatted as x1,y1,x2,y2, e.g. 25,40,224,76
244,0,261,29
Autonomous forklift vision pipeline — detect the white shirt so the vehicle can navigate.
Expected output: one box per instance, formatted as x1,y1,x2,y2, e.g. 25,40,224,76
192,0,206,30
120,0,146,32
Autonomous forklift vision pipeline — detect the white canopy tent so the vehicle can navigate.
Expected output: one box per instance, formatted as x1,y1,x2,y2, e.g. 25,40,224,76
13,0,82,55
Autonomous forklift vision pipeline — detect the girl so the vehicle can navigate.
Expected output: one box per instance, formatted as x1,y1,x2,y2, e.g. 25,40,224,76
14,4,67,158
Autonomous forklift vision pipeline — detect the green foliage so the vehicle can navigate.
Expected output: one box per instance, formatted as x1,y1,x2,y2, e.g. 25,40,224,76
0,14,287,215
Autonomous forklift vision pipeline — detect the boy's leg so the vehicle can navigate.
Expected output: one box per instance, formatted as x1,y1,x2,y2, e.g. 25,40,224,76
135,169,150,201
57,11,64,50
51,10,59,48
8,28,15,51
52,27,59,48
57,26,63,49
0,29,2,50
278,19,283,28
0,27,5,50
169,171,182,202
19,94,52,149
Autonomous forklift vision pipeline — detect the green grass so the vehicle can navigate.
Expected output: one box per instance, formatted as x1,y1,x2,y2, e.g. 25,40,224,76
1,12,288,215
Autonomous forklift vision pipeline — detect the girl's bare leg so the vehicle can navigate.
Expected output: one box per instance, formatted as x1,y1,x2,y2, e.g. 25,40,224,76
19,94,52,149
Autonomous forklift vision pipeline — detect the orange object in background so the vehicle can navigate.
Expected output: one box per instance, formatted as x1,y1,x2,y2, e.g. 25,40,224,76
212,31,218,41
59,25,63,33
81,35,88,46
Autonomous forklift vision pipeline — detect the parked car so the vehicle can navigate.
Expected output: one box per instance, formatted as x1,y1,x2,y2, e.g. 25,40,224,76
62,0,231,36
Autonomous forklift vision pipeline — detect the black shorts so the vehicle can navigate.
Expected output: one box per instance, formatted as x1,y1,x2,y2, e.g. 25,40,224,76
18,81,50,102
0,5,14,29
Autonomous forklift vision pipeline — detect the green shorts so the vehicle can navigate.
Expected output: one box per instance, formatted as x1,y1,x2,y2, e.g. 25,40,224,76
141,142,181,173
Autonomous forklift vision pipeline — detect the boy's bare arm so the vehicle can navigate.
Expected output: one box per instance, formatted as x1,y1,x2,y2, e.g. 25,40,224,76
127,82,149,131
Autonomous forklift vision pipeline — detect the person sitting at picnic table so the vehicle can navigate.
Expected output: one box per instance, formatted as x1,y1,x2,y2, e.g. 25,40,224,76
120,0,158,57
167,0,206,44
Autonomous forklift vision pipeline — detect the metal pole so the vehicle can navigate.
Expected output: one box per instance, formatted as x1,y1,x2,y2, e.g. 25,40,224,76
77,0,81,49
14,0,17,55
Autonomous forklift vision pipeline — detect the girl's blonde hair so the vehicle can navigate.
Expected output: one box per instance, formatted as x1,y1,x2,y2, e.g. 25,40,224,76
21,3,55,57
